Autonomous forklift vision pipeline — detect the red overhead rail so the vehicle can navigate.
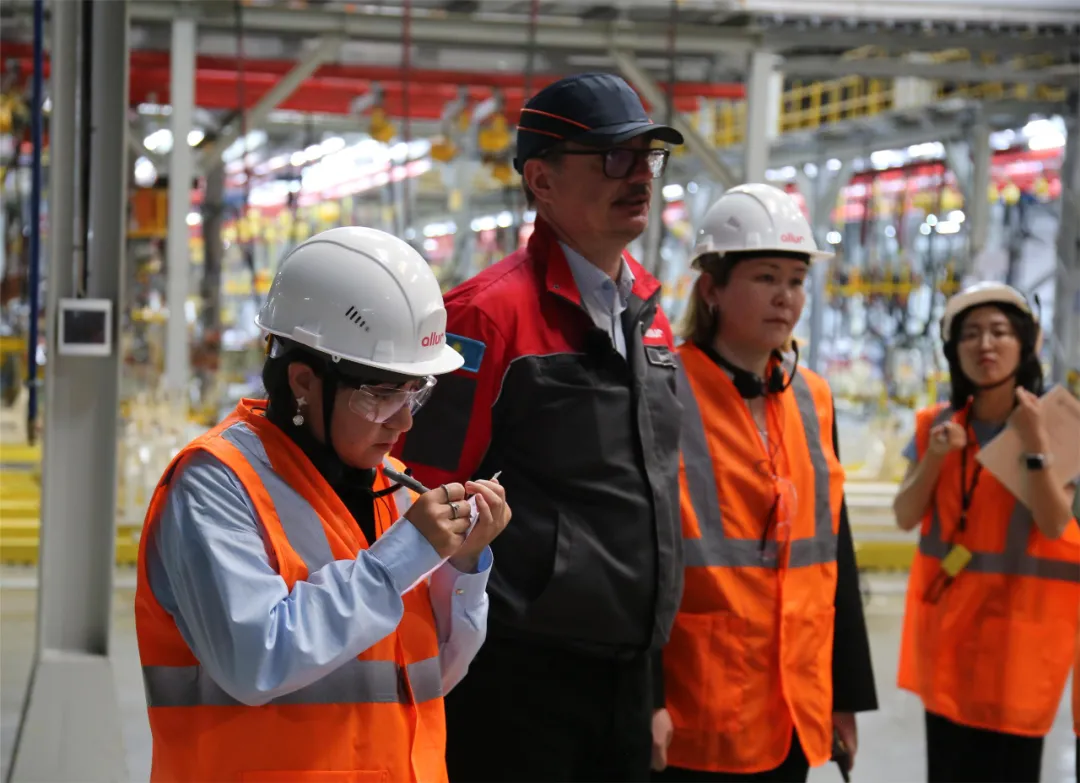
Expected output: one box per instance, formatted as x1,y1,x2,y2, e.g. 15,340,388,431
1,43,744,118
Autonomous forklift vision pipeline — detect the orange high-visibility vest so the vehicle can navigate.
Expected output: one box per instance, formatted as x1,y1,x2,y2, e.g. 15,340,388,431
664,343,846,774
1074,625,1079,736
898,403,1080,737
135,399,448,782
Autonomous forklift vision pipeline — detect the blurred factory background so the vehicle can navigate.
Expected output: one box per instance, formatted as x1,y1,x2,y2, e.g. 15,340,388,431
0,1,1077,780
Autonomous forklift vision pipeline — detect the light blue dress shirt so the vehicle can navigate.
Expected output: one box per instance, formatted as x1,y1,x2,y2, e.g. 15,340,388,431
560,242,635,359
146,451,492,707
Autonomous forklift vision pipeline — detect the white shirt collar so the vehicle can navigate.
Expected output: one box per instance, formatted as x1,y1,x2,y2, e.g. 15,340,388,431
559,242,635,314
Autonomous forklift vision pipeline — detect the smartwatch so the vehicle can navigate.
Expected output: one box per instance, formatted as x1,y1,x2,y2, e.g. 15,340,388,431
1022,453,1051,470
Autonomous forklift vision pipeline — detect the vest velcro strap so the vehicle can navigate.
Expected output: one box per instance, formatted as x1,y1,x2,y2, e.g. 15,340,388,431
144,655,444,708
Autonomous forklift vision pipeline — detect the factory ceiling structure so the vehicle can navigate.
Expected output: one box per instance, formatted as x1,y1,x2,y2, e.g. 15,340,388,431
1,0,1077,210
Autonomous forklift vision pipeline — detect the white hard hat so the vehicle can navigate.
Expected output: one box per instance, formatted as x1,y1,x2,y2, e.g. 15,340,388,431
256,226,464,377
691,183,834,268
941,281,1038,344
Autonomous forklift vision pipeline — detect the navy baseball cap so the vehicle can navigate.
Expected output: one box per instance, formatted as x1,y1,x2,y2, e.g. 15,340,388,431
513,72,685,173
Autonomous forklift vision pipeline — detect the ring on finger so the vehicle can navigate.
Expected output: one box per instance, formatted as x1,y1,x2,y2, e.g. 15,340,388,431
449,502,459,520
440,484,451,503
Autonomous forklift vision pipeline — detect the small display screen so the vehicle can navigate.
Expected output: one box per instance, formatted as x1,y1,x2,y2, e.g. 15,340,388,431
62,309,108,345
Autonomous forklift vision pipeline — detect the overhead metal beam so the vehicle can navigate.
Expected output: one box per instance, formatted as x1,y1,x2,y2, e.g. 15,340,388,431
122,1,761,56
3,0,1075,59
261,110,443,135
762,28,1077,58
610,48,739,189
736,0,1080,26
198,34,343,168
764,100,1063,169
781,55,1074,85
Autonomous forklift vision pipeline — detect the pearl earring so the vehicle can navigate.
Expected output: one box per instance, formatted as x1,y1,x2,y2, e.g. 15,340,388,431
293,396,307,427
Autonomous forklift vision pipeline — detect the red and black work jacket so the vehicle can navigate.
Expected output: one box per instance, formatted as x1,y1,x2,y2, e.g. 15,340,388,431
395,217,683,657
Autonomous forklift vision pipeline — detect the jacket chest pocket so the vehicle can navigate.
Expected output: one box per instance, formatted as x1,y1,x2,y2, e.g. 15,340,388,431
521,354,635,470
640,345,681,454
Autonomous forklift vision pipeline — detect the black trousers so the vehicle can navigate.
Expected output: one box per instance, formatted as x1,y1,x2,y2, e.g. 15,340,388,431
925,711,1044,783
444,636,653,783
651,730,810,783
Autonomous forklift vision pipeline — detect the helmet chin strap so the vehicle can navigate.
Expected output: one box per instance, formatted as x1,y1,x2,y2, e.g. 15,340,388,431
321,374,339,459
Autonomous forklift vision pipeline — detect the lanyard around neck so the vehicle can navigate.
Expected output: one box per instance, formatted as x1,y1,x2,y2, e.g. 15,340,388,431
957,407,982,534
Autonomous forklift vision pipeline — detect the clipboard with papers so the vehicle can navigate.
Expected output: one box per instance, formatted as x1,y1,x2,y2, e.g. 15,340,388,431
975,385,1080,507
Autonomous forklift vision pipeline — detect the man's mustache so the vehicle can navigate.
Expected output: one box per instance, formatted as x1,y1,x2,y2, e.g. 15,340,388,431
615,185,650,203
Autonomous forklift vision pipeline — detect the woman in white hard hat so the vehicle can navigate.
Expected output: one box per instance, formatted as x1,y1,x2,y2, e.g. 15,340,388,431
894,281,1079,783
134,226,511,782
652,183,877,782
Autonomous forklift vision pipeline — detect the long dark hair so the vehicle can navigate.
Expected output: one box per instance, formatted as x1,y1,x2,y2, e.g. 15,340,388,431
261,340,312,428
943,303,1043,410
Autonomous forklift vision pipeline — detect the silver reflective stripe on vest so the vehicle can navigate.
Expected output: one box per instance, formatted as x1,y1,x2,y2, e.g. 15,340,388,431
144,655,444,708
220,426,415,575
919,406,1079,583
222,422,336,574
387,467,415,519
146,436,439,709
677,362,837,570
790,371,838,568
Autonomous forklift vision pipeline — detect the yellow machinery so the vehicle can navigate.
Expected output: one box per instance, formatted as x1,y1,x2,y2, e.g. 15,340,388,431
430,136,458,163
0,438,142,565
369,107,396,144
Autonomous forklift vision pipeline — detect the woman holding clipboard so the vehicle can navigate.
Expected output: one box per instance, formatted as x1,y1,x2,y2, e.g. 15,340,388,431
893,281,1080,783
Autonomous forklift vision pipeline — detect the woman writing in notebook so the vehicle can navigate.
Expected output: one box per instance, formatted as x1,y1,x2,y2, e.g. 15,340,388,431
893,281,1079,783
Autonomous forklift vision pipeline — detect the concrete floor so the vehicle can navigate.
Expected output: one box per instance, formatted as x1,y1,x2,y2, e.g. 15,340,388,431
0,570,1075,783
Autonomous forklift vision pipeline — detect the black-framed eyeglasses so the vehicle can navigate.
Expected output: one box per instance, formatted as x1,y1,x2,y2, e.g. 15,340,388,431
553,147,670,180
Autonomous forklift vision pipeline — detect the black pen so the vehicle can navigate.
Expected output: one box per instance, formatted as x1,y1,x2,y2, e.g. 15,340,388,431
384,466,503,497
382,466,431,495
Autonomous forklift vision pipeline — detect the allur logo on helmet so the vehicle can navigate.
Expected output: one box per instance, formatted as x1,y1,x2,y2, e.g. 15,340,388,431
780,233,804,244
421,332,444,347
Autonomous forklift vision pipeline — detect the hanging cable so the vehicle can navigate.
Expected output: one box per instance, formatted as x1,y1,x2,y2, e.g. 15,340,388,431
665,0,678,128
25,0,44,443
234,1,257,300
517,0,540,222
647,0,679,278
523,0,540,100
401,0,413,237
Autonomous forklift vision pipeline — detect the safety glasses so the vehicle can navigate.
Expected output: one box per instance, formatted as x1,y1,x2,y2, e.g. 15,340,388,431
556,147,670,180
754,460,798,568
346,375,436,424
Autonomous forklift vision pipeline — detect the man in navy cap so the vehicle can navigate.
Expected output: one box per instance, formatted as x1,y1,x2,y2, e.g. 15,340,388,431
394,72,686,781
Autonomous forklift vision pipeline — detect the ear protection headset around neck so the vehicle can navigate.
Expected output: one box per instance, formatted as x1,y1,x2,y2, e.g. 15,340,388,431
702,340,801,400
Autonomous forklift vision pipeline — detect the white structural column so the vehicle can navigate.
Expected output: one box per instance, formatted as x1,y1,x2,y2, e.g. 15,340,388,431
9,2,129,779
797,160,855,373
945,115,992,275
165,15,196,399
969,117,991,264
1052,108,1080,385
743,50,781,183
642,184,666,275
